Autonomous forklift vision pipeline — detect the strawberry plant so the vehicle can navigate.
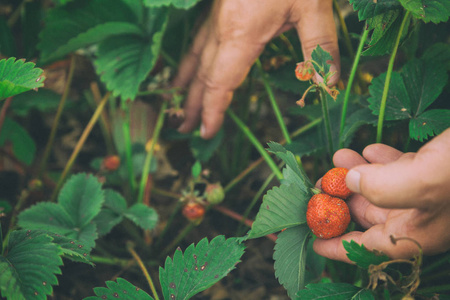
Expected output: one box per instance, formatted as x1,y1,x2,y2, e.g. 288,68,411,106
0,0,449,299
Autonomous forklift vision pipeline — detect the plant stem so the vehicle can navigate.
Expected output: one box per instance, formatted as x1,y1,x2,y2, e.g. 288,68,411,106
333,0,354,59
421,253,450,275
224,118,321,192
376,12,410,143
127,243,160,300
122,105,137,192
160,222,196,258
227,109,283,180
339,27,369,148
416,284,450,295
255,59,292,144
50,92,110,202
0,97,12,134
89,82,114,155
90,255,134,267
320,87,334,157
39,55,76,178
137,101,168,203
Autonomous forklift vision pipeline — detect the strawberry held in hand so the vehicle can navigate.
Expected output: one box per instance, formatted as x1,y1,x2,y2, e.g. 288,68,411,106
306,193,351,239
321,167,352,199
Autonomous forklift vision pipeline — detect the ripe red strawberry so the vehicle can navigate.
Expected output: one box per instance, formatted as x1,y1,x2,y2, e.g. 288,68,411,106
182,202,206,222
306,193,350,239
295,61,315,81
102,155,121,171
321,167,352,200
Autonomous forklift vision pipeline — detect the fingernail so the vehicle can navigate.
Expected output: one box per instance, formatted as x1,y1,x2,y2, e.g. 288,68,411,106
200,123,207,138
346,169,361,193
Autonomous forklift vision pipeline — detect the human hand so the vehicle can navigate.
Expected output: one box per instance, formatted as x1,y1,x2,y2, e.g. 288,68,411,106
314,128,450,262
173,0,340,139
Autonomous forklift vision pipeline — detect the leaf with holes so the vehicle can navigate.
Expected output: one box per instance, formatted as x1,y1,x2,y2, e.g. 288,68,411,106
124,204,158,231
368,57,448,140
0,230,63,300
274,225,321,299
159,236,245,300
348,0,401,21
296,283,375,300
343,240,390,269
143,0,202,9
0,117,36,165
84,278,154,300
0,57,44,101
38,0,143,64
18,173,104,249
94,7,168,101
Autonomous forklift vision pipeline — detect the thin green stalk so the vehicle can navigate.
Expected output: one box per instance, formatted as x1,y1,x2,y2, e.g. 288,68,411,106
90,255,134,267
255,59,292,144
422,253,450,275
50,92,110,201
227,109,283,180
320,88,334,157
160,222,196,258
137,101,168,203
377,12,410,143
416,284,450,295
122,106,137,192
339,27,370,148
39,55,76,177
127,243,160,300
333,0,354,59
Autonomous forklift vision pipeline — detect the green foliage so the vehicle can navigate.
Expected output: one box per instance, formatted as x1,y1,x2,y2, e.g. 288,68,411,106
0,57,44,101
124,204,159,230
191,160,202,178
368,56,449,141
190,128,224,162
364,10,404,56
84,278,154,300
273,225,311,299
296,283,375,300
0,230,63,300
11,88,72,116
343,240,390,269
311,45,334,81
159,236,245,300
400,0,450,23
348,0,401,21
143,0,203,9
38,0,143,64
18,173,104,249
0,117,36,165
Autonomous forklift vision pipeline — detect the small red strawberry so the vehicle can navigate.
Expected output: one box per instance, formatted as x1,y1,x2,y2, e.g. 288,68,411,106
321,167,352,200
306,193,350,239
102,155,121,171
295,61,315,81
182,202,206,222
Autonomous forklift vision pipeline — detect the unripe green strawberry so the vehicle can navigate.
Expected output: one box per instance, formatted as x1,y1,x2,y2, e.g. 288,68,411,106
204,183,225,205
306,193,350,239
321,167,352,200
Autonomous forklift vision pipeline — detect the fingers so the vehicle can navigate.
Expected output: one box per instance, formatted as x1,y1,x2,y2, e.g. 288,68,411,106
292,0,340,86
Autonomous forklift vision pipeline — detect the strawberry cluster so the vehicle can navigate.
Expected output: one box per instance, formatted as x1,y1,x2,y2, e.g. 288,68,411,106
306,168,353,239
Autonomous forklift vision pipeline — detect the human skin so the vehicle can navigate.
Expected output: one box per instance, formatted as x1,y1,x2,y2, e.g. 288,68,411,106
173,0,340,139
313,128,450,262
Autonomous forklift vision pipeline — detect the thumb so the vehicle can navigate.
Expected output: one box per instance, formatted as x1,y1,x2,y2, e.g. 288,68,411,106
345,153,444,210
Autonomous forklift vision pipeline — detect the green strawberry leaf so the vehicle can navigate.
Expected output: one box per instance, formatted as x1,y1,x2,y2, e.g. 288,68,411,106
143,0,203,9
0,230,63,300
409,109,450,142
83,277,154,300
422,0,450,24
93,189,126,236
296,283,375,300
245,182,310,240
48,233,93,265
422,43,450,71
274,225,324,299
124,203,158,231
368,57,448,141
0,57,44,101
343,240,390,269
348,0,401,21
38,0,143,64
18,173,104,249
159,236,245,300
366,9,401,49
0,117,36,165
94,8,168,101
399,0,426,19
311,45,333,78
